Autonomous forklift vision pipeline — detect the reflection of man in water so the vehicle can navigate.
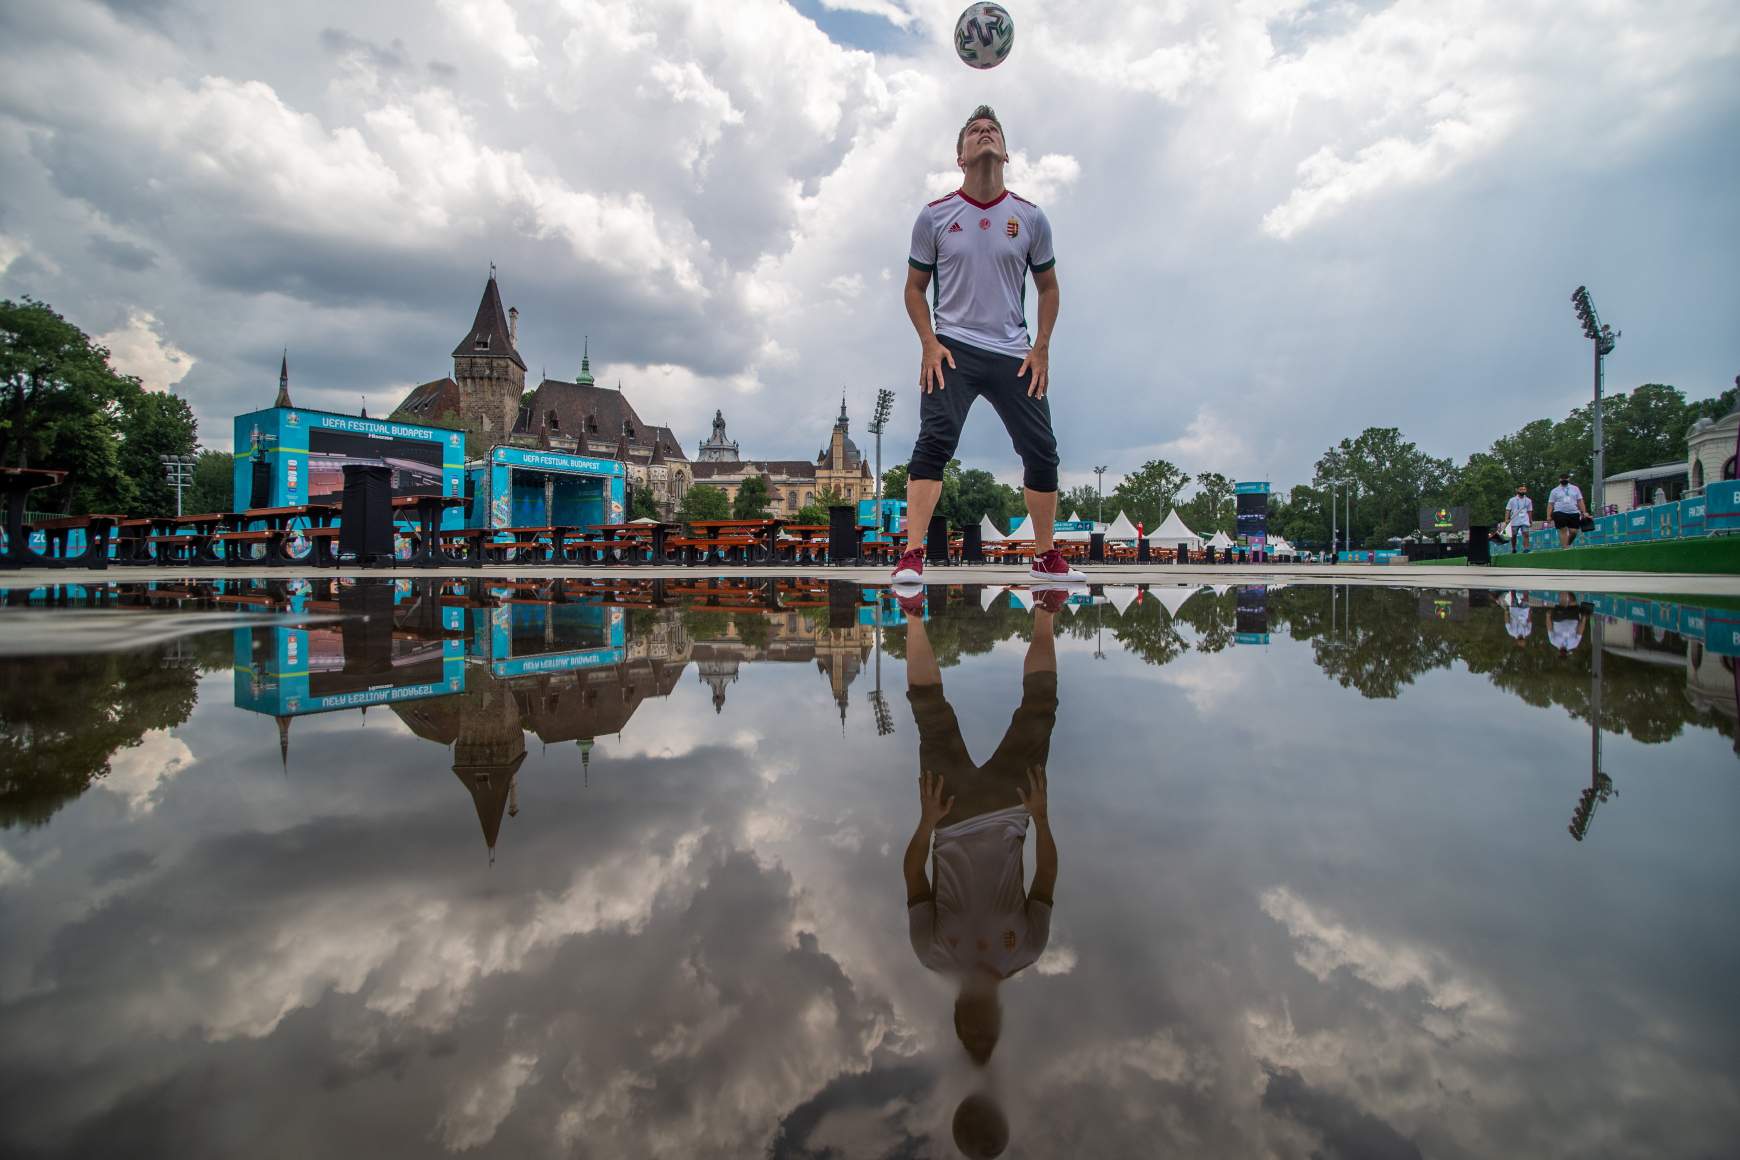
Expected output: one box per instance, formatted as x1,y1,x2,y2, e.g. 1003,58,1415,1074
900,593,1058,1158
1549,591,1588,656
1506,591,1534,649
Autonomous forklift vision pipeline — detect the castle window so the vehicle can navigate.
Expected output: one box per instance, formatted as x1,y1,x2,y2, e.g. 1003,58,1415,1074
586,415,598,433
474,334,490,350
789,490,798,507
624,422,636,438
547,410,559,431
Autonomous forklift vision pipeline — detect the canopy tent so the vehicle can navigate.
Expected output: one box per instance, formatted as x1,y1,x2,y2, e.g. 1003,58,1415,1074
1103,585,1139,614
1207,530,1235,550
1057,523,1096,541
977,515,1007,543
1147,510,1203,549
1266,535,1296,557
1152,586,1201,619
978,585,1006,611
1103,511,1140,541
1008,588,1035,612
1006,514,1035,541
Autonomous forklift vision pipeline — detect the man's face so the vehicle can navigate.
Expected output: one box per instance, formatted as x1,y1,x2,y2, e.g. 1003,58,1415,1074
958,118,1006,166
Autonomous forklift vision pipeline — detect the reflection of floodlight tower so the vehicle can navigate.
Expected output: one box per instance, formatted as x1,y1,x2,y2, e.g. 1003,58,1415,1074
1571,286,1620,504
1569,634,1616,841
869,610,895,735
869,388,896,530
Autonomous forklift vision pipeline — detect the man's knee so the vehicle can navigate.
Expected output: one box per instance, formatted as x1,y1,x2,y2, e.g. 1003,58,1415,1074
909,434,957,482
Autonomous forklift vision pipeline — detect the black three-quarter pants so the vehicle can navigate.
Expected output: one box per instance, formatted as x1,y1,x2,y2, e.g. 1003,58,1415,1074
908,672,1057,825
908,336,1060,492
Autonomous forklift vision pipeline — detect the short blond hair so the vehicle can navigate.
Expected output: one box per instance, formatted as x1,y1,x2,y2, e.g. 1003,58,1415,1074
956,105,1004,155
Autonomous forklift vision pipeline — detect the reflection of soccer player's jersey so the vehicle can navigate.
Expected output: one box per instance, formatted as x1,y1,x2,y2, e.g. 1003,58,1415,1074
909,190,1055,358
1507,604,1532,640
909,805,1052,979
1548,615,1583,651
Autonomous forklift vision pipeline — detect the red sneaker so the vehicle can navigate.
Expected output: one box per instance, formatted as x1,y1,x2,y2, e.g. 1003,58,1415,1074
1029,547,1085,583
895,589,927,617
1031,588,1069,614
891,547,925,586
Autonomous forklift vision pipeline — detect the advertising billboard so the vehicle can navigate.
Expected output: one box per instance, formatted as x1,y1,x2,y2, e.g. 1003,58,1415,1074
306,427,444,504
1235,482,1269,544
1419,505,1470,534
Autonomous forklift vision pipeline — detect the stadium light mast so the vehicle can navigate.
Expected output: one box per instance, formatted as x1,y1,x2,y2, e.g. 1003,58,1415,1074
1093,465,1108,524
161,454,196,517
868,388,896,531
1571,286,1619,508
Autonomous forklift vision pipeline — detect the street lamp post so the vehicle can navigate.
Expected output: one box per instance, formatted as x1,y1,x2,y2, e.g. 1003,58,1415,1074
161,454,196,517
1093,465,1107,524
868,388,895,534
1571,286,1619,510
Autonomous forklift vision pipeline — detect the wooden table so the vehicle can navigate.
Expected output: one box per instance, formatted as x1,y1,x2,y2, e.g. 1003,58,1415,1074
1,467,68,571
392,494,471,567
589,522,680,565
482,525,569,565
685,518,784,564
226,503,342,566
24,512,123,571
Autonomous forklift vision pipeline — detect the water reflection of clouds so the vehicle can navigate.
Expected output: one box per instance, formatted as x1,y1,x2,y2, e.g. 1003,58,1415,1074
1,586,1738,1157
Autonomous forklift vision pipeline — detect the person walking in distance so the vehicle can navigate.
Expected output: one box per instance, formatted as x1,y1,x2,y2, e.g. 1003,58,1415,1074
1504,484,1534,552
1548,473,1589,549
891,105,1083,589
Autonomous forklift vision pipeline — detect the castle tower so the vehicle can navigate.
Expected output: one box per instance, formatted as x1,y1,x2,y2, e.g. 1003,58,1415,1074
577,337,594,387
451,270,527,448
274,350,293,409
698,409,741,463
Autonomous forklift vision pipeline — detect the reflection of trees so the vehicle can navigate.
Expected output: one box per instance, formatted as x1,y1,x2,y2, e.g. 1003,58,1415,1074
880,594,1034,668
1171,589,1237,654
1302,588,1457,700
1110,600,1190,668
0,649,198,828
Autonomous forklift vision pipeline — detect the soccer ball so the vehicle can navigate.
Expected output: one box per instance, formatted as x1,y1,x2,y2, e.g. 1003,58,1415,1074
955,3,1014,70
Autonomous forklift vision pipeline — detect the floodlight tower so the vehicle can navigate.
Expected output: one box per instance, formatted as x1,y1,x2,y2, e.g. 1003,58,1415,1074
1093,465,1108,525
1570,286,1619,507
161,454,196,517
868,388,895,531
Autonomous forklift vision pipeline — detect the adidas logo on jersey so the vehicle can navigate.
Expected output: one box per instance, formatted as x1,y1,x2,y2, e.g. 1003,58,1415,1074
947,222,963,233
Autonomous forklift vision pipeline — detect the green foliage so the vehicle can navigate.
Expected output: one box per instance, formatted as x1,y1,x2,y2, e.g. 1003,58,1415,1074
732,475,772,519
0,297,145,513
1059,484,1099,521
945,464,1023,530
185,450,234,516
1269,484,1328,547
1177,471,1236,537
1111,458,1189,529
628,487,660,521
117,390,198,516
676,484,730,524
1313,429,1454,547
881,464,908,499
813,486,847,510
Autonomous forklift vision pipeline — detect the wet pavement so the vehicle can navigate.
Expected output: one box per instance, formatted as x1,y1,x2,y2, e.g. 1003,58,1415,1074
0,576,1735,1158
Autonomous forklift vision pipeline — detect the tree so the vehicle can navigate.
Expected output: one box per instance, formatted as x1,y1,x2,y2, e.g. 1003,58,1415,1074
947,466,1022,530
1270,484,1329,547
1314,429,1454,546
117,390,198,516
1059,484,1099,521
1178,471,1236,537
0,297,142,513
628,487,660,521
184,450,234,516
1110,458,1189,530
732,475,773,519
676,485,730,524
881,465,908,499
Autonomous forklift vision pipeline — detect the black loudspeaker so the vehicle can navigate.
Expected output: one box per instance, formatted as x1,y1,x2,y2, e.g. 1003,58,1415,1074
1467,524,1491,566
828,579,858,628
1137,538,1150,563
828,505,859,564
1090,532,1106,563
338,581,395,677
963,524,983,563
1177,542,1189,565
249,456,272,509
339,464,393,565
926,515,949,563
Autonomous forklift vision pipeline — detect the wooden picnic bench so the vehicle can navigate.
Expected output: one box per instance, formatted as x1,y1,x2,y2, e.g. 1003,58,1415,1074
24,512,123,571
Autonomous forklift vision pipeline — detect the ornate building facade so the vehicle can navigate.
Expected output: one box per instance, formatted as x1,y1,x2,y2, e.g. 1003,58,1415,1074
689,396,874,517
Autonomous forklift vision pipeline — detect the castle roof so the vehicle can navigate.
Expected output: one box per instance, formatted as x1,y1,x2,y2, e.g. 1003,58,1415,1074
396,377,461,423
516,378,689,463
450,273,527,371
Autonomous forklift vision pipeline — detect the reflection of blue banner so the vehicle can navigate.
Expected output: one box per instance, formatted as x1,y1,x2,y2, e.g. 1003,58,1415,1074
1548,591,1740,658
233,626,466,717
1234,632,1270,645
491,648,623,678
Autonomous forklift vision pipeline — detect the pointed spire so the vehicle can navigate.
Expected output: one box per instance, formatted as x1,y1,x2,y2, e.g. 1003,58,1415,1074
275,715,292,771
453,272,528,370
838,391,849,428
275,350,293,408
577,337,594,386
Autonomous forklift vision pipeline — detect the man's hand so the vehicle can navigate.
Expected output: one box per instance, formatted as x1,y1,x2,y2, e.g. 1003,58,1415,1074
1017,764,1048,822
1018,342,1049,398
919,771,954,827
920,338,955,395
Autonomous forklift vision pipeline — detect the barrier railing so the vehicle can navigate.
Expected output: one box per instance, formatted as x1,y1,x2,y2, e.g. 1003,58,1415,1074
1495,481,1735,555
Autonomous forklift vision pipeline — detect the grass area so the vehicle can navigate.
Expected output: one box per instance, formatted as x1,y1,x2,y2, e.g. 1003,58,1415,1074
1492,536,1740,575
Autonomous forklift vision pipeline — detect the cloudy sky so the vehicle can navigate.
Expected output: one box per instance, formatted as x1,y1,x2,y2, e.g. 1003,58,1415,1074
1,0,1736,492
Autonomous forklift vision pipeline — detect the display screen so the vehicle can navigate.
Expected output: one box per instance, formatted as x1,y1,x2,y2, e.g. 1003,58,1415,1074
306,429,444,504
1236,492,1268,540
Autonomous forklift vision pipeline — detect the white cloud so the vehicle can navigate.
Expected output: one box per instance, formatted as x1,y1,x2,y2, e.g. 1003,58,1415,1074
437,0,539,71
97,729,196,816
96,310,196,394
437,1050,537,1151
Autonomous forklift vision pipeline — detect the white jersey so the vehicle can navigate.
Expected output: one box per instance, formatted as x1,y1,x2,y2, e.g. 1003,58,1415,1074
1549,484,1583,515
909,189,1055,358
1507,603,1532,640
1505,495,1533,527
1549,616,1584,651
908,804,1051,979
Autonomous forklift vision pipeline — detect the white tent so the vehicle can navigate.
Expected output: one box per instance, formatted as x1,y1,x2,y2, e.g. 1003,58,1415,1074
1152,586,1200,618
1207,530,1235,550
1006,515,1035,541
1057,523,1095,541
1266,536,1296,558
1147,510,1203,549
1103,585,1139,614
978,585,1006,611
1103,511,1140,541
1008,588,1035,612
978,515,1006,543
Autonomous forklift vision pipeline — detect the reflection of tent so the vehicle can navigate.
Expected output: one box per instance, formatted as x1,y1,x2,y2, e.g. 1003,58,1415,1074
1103,586,1139,614
979,585,1006,611
1152,586,1200,618
1207,530,1235,550
1007,515,1035,540
1008,588,1035,611
1103,511,1140,541
978,515,1007,543
630,516,662,525
1148,510,1202,548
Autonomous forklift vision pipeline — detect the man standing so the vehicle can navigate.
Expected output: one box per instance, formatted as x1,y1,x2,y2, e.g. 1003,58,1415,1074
1504,484,1534,552
1548,473,1589,549
892,105,1083,588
